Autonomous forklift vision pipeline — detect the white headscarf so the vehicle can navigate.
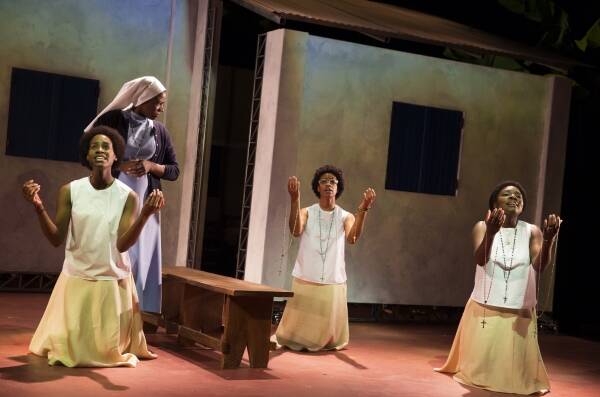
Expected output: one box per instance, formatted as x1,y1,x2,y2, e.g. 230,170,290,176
84,76,166,132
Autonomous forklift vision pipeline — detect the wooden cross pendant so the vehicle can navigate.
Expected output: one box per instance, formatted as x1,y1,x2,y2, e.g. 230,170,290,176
480,318,487,328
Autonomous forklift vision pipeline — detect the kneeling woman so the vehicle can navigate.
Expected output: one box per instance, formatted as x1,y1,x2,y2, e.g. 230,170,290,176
436,181,561,394
274,165,376,351
22,126,164,367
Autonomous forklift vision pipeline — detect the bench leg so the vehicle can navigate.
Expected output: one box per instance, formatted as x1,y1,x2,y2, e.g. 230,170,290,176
162,278,184,330
221,296,272,369
221,296,248,369
245,297,272,368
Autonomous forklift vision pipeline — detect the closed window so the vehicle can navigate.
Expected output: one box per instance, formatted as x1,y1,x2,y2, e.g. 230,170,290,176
385,101,464,196
6,68,99,162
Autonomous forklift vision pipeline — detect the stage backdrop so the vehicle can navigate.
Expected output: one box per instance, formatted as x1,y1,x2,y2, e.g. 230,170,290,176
245,29,570,309
0,0,198,273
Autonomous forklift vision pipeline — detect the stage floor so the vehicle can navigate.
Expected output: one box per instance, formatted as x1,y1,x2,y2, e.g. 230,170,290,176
1,293,598,397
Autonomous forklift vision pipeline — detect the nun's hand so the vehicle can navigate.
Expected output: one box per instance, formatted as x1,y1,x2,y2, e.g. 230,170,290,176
130,160,153,177
120,160,139,175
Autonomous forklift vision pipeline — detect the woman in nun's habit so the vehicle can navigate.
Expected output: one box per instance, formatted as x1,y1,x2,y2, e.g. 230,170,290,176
85,76,179,315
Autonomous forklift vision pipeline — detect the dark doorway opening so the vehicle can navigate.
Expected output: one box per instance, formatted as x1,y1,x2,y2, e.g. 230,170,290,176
199,2,276,277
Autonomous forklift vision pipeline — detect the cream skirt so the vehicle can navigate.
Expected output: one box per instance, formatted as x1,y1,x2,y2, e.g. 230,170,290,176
435,298,550,394
274,277,349,351
29,272,157,367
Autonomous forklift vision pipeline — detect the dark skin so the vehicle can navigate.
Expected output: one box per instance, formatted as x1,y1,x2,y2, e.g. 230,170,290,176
119,92,168,178
472,185,562,273
287,173,376,244
22,134,165,252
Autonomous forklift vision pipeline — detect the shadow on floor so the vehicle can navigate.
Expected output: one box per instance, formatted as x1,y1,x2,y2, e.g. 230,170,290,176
145,333,280,381
0,354,129,391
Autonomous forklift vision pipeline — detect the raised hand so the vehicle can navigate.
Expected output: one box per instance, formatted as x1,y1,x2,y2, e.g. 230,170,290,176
141,189,165,216
288,176,300,201
542,213,562,241
359,187,376,210
22,180,44,210
484,208,505,235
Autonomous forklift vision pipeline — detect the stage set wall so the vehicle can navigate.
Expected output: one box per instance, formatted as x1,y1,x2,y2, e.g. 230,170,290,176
0,0,202,273
245,29,570,309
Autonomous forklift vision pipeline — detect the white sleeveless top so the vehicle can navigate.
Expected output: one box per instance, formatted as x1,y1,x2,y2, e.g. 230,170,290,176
62,177,133,280
471,220,538,309
292,204,351,284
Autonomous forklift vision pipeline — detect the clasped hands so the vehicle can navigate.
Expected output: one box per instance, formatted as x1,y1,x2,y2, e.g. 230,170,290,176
121,159,153,177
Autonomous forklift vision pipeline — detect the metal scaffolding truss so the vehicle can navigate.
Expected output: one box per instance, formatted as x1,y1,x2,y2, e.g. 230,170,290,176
236,33,267,279
0,272,58,292
186,0,220,269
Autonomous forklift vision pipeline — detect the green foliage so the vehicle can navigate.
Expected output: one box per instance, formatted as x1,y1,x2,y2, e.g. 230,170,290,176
444,0,597,80
499,0,571,49
576,18,600,51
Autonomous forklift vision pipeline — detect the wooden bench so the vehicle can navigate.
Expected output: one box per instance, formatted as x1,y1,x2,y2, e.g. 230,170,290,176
143,266,293,369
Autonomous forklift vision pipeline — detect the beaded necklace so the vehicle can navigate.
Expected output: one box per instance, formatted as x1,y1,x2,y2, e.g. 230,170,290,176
318,206,336,282
498,226,519,303
279,206,298,276
480,224,518,328
481,231,493,328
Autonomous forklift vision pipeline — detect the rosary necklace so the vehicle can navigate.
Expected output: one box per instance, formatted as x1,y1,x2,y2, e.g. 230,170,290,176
535,231,561,321
318,206,336,282
480,224,518,328
481,231,494,328
279,206,298,276
498,226,518,303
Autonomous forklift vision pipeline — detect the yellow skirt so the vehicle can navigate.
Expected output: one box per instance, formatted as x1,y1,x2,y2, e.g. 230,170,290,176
29,272,157,367
436,299,550,394
274,277,349,351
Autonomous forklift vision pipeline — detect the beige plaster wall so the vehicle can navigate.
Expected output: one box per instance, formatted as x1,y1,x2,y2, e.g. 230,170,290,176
0,0,197,272
246,29,568,307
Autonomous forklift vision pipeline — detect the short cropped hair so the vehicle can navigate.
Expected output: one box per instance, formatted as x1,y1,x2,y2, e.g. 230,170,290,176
311,164,345,199
79,125,125,170
488,180,527,211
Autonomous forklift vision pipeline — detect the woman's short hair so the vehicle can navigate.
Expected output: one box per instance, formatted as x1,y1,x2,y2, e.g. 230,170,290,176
79,125,125,170
488,180,527,210
311,164,345,199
